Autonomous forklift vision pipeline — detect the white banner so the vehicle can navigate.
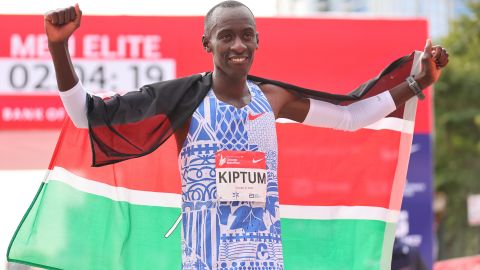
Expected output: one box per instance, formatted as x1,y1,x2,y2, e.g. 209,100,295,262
0,58,176,93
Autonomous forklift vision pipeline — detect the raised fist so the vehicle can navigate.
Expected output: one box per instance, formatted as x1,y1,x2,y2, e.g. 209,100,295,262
418,39,449,88
44,4,82,44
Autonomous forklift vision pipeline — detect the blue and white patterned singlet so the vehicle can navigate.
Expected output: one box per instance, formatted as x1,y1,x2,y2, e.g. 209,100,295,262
179,81,283,270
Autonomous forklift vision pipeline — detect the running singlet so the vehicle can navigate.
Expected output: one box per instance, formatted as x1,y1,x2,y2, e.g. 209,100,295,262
179,81,283,270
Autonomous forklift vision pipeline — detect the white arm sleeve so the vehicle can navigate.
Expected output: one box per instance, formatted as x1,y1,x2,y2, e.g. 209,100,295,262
58,80,89,128
303,91,396,131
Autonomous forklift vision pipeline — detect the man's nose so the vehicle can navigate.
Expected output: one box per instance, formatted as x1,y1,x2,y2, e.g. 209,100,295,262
231,36,247,53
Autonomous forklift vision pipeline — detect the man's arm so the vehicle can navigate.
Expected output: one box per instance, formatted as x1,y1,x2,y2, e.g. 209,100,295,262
45,4,82,91
45,5,89,128
266,39,449,129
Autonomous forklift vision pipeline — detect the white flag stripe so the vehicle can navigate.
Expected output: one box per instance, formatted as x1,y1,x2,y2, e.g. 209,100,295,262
280,205,400,223
48,166,398,223
363,117,414,134
48,166,182,208
276,117,414,134
164,214,182,238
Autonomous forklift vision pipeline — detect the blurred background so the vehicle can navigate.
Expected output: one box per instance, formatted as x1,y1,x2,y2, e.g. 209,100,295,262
0,0,479,269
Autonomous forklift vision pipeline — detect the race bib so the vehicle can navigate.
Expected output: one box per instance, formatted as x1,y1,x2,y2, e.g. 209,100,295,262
215,150,267,202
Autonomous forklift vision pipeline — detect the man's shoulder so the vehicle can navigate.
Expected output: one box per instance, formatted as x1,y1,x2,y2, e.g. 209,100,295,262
257,82,287,93
255,81,297,104
247,75,296,97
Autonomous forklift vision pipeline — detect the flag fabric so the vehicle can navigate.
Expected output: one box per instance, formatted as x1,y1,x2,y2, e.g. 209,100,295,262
86,53,415,168
8,52,422,270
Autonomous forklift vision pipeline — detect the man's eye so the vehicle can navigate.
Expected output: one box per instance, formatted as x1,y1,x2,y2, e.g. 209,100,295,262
221,34,233,41
244,33,253,40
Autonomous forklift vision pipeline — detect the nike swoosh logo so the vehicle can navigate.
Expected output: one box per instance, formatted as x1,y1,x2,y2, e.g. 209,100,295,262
252,158,264,163
248,112,265,121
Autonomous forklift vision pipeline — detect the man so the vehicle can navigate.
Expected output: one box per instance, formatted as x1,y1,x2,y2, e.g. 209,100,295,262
44,1,448,269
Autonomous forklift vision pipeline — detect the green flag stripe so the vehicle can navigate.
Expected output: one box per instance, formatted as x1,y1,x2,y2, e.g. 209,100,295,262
10,179,393,270
282,218,393,270
8,180,182,270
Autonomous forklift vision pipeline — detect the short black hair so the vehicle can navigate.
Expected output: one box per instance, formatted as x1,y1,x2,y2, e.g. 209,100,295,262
204,1,255,36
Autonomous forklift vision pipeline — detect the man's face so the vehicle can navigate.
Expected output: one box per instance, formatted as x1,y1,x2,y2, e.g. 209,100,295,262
204,6,259,79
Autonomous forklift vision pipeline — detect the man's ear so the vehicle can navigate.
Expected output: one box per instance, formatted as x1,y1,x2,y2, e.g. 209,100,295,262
256,32,260,49
202,35,211,52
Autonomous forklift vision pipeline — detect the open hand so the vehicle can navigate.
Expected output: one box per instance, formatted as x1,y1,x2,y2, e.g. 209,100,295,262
44,4,82,44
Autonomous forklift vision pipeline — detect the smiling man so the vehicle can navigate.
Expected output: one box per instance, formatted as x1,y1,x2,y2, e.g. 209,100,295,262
39,1,449,269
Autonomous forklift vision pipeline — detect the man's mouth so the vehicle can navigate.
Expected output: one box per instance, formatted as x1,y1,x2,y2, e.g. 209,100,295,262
228,56,248,64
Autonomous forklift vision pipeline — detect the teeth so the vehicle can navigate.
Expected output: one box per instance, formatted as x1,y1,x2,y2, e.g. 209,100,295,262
230,57,246,63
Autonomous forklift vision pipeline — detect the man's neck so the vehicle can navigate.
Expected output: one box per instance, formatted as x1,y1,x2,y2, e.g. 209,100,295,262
212,71,251,108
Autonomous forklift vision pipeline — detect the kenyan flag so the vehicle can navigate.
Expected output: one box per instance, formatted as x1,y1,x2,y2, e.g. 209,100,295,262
7,52,422,270
7,122,184,269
